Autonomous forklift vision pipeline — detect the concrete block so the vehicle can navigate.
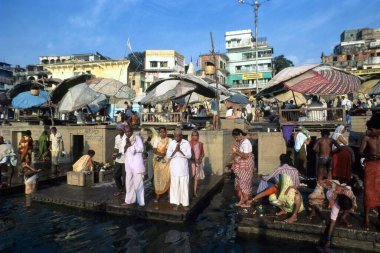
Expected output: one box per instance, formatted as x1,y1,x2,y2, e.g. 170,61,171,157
67,171,94,186
99,170,113,183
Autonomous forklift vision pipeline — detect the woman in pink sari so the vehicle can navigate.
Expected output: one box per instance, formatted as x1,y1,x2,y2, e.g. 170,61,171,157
189,130,205,197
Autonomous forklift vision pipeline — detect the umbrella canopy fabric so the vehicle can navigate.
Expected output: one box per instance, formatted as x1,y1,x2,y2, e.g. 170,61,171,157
145,74,217,98
174,93,211,105
6,81,44,99
274,91,307,105
87,94,109,113
369,81,380,95
58,83,104,113
12,90,49,109
359,79,380,94
140,79,197,105
221,92,249,105
265,64,319,90
208,83,231,96
0,92,10,106
258,64,362,97
50,74,93,104
284,68,361,95
86,77,135,99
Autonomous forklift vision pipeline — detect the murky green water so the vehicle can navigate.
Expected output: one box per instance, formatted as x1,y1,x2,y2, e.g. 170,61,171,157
0,175,365,253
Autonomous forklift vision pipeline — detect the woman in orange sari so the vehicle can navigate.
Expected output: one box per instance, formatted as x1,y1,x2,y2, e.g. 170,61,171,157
189,130,205,198
18,130,33,167
153,127,171,202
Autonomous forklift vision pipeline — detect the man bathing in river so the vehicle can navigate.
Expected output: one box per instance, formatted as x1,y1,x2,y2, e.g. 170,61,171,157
313,129,340,182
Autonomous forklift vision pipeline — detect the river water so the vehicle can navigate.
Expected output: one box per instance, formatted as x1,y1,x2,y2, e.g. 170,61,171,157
0,175,363,253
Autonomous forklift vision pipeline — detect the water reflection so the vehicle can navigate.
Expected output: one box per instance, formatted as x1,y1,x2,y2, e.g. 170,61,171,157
0,176,368,253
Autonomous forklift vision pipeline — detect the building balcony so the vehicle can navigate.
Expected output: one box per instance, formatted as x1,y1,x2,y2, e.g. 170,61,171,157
226,42,253,50
241,55,272,61
230,81,267,89
235,68,271,74
144,68,176,72
365,56,380,64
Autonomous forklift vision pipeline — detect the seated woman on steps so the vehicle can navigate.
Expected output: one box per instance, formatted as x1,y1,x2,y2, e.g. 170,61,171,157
249,174,304,224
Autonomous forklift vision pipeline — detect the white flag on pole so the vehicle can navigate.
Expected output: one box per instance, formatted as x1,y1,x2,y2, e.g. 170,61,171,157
127,38,132,51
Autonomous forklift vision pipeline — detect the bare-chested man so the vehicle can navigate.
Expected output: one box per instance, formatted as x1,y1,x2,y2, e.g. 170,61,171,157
359,113,380,230
313,129,340,182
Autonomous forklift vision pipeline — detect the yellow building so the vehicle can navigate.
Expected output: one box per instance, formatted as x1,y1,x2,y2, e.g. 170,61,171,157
44,59,130,84
128,71,145,95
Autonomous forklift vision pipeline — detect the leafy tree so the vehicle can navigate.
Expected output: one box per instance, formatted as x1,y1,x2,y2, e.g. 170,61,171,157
126,52,145,72
273,55,294,74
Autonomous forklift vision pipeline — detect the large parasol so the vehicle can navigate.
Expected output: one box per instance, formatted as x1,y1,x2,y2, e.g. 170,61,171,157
6,81,44,99
368,81,380,95
58,83,105,113
257,64,362,97
0,92,10,106
86,77,135,99
12,90,49,109
141,74,225,105
50,74,93,104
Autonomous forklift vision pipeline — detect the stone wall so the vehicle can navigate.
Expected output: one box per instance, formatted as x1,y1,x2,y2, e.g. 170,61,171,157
257,132,287,175
0,123,116,165
351,115,370,133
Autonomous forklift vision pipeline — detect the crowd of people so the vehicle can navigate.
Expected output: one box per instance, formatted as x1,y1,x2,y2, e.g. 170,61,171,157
227,112,379,251
0,126,64,190
1,103,379,251
108,124,206,211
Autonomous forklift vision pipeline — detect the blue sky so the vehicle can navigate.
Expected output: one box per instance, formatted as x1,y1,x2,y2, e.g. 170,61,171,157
1,0,379,67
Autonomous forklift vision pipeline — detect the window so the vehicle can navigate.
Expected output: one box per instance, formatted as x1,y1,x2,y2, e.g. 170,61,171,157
347,55,352,61
160,61,168,68
132,80,136,86
243,52,254,60
150,61,158,68
377,52,380,57
333,56,337,61
220,61,223,69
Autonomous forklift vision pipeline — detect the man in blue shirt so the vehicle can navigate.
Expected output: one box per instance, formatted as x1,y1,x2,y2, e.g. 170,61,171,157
211,98,219,130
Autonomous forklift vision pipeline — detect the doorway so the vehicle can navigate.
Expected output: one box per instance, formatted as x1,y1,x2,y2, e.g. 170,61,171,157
72,135,84,162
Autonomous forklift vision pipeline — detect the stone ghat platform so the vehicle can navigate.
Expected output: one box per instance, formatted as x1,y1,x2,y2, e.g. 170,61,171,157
237,205,380,252
32,175,224,223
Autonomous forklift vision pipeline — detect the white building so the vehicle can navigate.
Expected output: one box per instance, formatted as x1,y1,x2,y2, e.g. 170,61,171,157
144,50,185,88
225,29,273,94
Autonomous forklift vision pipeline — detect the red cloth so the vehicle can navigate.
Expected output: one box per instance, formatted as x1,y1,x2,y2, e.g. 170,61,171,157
231,142,255,196
364,161,380,208
332,146,352,183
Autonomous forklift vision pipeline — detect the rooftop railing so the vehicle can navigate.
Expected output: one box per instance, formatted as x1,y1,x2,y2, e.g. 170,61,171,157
140,112,183,126
279,107,346,126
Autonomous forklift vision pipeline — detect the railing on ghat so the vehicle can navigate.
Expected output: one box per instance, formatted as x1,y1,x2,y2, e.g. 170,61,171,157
279,107,346,126
140,112,183,126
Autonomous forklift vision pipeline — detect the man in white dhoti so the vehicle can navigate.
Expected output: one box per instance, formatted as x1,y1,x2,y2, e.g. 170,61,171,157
166,128,192,211
0,136,17,188
121,125,146,207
